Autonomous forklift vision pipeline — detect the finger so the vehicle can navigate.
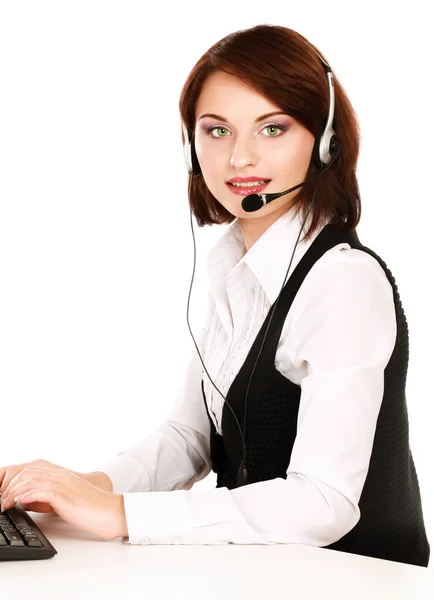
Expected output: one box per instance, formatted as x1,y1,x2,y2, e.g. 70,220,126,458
1,468,31,499
22,468,78,495
1,475,40,510
0,465,7,486
1,477,33,509
15,488,69,517
2,475,65,511
0,464,27,494
15,488,59,507
1,466,64,499
0,460,61,493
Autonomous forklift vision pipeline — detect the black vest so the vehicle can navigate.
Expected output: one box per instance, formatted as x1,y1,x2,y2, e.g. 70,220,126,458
201,221,430,567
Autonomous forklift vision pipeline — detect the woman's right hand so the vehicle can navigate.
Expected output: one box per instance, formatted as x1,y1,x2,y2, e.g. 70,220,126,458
0,458,88,513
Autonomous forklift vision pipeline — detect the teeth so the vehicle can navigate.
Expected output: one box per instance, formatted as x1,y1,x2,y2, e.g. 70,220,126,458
230,180,269,187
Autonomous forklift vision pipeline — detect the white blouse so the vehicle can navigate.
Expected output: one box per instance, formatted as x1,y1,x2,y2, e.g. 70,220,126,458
95,206,397,546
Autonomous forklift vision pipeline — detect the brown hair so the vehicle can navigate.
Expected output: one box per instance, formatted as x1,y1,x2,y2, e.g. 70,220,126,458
179,24,362,242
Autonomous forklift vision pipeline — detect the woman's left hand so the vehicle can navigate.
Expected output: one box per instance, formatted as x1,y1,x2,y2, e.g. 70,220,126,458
0,466,126,541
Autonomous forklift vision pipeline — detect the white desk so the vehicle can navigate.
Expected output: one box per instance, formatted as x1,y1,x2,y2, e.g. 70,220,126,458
0,511,433,599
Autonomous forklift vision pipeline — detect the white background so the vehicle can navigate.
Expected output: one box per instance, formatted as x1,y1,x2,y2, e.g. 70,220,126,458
1,1,433,556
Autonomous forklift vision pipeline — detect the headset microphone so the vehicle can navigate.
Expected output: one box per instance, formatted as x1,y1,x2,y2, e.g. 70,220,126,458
241,181,305,212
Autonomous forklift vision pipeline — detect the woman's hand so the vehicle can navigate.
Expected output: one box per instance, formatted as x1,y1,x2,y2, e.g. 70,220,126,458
0,465,127,541
1,459,79,513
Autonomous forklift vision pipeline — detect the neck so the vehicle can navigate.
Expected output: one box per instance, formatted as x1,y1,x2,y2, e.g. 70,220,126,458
238,203,292,253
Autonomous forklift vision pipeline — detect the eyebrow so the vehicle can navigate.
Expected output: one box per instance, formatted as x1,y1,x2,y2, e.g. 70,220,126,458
198,111,288,123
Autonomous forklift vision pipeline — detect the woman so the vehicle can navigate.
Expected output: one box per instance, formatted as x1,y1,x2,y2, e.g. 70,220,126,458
0,24,430,567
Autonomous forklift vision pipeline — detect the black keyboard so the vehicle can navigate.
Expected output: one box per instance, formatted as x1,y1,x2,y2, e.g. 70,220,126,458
0,505,57,561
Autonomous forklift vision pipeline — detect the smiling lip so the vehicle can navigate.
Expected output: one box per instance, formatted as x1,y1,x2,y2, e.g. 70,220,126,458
226,180,271,196
227,176,270,183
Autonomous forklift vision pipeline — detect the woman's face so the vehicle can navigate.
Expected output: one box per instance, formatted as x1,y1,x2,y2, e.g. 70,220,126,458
194,70,315,220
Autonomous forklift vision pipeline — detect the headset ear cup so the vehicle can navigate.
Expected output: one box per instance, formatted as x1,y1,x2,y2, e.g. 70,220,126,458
191,138,201,175
182,122,193,173
312,131,341,170
312,133,323,169
329,135,341,162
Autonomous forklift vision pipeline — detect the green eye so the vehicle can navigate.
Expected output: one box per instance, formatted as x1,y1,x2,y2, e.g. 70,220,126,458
207,123,285,138
265,125,279,136
208,126,228,137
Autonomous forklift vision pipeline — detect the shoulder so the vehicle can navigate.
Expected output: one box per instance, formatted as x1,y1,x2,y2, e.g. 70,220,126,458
290,242,396,325
307,243,393,299
287,243,397,370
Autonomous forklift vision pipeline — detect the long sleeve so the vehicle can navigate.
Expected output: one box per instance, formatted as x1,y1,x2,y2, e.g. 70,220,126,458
116,251,397,546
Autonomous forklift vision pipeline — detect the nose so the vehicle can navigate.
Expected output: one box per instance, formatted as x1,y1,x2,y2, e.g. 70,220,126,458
229,136,258,170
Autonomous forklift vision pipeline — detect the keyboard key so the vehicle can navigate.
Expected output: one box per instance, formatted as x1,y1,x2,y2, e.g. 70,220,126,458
2,530,25,546
23,534,43,548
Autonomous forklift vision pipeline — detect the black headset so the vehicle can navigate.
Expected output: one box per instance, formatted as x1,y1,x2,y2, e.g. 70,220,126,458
182,50,341,487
